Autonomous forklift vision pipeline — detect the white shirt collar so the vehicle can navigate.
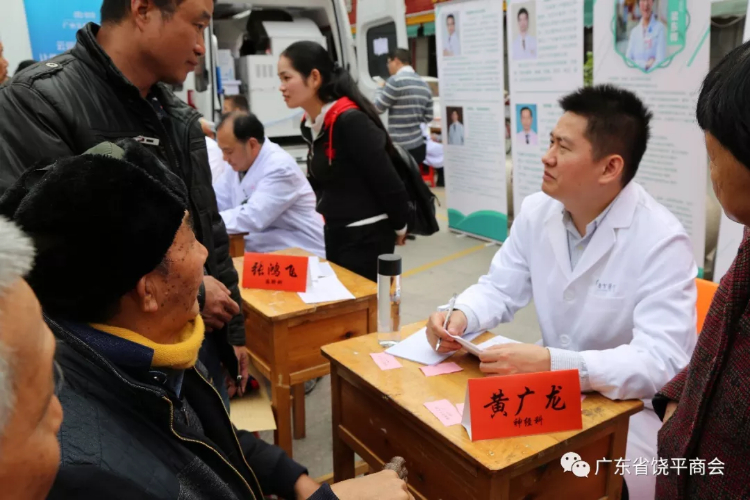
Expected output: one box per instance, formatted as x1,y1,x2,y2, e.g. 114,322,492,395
396,65,415,74
304,100,337,140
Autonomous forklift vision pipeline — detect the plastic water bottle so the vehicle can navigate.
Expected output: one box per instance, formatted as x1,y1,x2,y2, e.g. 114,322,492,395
377,254,402,347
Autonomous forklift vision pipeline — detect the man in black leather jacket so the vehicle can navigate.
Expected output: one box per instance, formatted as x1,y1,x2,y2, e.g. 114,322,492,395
0,0,249,401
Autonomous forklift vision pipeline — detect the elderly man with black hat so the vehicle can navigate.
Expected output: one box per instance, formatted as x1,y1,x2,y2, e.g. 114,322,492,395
0,141,412,500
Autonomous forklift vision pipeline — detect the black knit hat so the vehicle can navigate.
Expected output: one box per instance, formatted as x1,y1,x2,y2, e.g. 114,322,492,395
0,140,189,323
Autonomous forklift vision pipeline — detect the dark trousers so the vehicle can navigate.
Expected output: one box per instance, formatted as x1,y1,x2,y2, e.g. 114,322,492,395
325,219,396,282
198,336,230,410
407,143,427,165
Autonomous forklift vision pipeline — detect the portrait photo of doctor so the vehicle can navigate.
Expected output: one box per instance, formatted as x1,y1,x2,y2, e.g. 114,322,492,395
516,105,538,146
625,0,667,71
447,107,465,146
511,5,538,61
426,85,697,500
443,13,461,57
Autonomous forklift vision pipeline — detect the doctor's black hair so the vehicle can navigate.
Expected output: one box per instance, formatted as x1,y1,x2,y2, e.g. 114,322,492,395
101,0,187,23
696,40,750,170
559,84,652,187
520,106,533,117
280,41,396,155
217,111,265,145
518,8,529,19
446,14,456,23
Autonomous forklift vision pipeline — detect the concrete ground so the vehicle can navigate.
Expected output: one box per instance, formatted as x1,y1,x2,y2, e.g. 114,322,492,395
257,187,543,479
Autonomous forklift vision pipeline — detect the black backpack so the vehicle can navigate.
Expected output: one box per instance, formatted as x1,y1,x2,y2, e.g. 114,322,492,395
390,144,440,236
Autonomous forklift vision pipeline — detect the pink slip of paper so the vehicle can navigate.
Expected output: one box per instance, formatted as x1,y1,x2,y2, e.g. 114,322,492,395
424,399,463,427
420,362,463,377
370,352,402,371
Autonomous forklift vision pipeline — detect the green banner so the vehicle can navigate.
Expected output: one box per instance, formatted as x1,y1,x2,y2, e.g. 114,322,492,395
667,0,687,47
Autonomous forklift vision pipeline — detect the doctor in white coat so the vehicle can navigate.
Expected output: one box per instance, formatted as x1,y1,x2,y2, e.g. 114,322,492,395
426,85,697,500
214,111,325,257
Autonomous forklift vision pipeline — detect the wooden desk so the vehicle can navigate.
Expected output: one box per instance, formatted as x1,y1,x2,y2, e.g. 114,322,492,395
322,322,643,500
234,248,377,458
228,233,246,258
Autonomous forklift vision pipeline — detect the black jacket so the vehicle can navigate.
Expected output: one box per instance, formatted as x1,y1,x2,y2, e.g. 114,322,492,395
47,317,342,500
301,109,409,230
0,24,244,373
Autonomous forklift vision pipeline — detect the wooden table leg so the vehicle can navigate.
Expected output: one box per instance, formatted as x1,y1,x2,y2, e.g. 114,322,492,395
292,383,306,440
331,364,355,482
270,322,293,458
605,416,630,499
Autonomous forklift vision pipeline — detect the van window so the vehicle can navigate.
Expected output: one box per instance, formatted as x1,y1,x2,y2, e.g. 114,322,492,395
365,21,397,80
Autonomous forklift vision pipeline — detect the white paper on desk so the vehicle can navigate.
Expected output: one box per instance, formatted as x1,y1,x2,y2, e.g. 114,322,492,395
455,334,521,357
386,327,483,366
307,256,320,288
318,262,335,278
298,274,355,304
461,388,473,440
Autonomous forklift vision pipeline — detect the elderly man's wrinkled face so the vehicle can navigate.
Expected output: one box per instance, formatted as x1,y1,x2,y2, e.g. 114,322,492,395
0,279,63,500
146,213,208,334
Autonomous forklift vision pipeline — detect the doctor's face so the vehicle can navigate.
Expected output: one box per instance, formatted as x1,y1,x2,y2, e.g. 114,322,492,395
521,109,533,131
640,0,653,20
447,17,456,35
217,122,260,172
705,132,750,226
542,112,602,203
518,13,529,34
451,111,460,123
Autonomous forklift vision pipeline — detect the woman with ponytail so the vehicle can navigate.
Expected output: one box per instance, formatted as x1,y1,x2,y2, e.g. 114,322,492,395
278,41,409,281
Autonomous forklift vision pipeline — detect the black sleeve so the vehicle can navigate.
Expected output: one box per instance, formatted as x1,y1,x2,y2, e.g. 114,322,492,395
0,82,75,196
198,142,246,348
237,430,308,499
337,111,410,231
49,465,162,500
309,483,341,500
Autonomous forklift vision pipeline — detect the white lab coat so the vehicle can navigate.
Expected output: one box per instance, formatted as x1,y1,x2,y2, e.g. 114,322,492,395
213,139,325,257
421,123,443,168
206,137,229,181
511,34,538,60
515,130,538,146
455,182,697,500
444,32,461,56
448,122,464,145
626,17,667,71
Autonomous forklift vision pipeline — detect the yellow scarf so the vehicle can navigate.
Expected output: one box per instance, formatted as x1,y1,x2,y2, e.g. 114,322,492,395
91,316,205,369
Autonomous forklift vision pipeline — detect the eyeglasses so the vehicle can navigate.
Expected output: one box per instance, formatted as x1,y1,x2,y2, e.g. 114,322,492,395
53,360,64,396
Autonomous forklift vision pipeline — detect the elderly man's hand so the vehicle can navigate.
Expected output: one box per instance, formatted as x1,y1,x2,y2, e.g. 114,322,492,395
662,401,678,424
330,470,414,500
478,343,551,376
201,276,240,331
232,345,250,396
425,310,467,353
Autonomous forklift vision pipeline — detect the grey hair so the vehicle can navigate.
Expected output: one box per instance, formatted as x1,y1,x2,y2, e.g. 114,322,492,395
0,216,36,434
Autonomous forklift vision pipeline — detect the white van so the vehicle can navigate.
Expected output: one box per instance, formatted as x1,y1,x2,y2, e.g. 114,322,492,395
176,0,409,142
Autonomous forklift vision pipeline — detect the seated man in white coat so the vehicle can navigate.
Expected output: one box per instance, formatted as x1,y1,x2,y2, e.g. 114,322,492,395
426,85,697,500
214,112,325,257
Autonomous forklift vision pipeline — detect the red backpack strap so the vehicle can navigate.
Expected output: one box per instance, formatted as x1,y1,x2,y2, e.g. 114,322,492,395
323,97,359,163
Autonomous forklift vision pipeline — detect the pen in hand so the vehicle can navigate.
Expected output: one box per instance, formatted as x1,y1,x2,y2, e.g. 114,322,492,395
436,294,458,352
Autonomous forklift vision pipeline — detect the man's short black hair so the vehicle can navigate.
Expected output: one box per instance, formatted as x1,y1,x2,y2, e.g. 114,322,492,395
447,14,455,23
696,41,750,170
520,106,533,117
101,0,187,23
387,49,411,66
518,8,529,19
559,84,652,187
217,111,265,144
224,94,250,112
